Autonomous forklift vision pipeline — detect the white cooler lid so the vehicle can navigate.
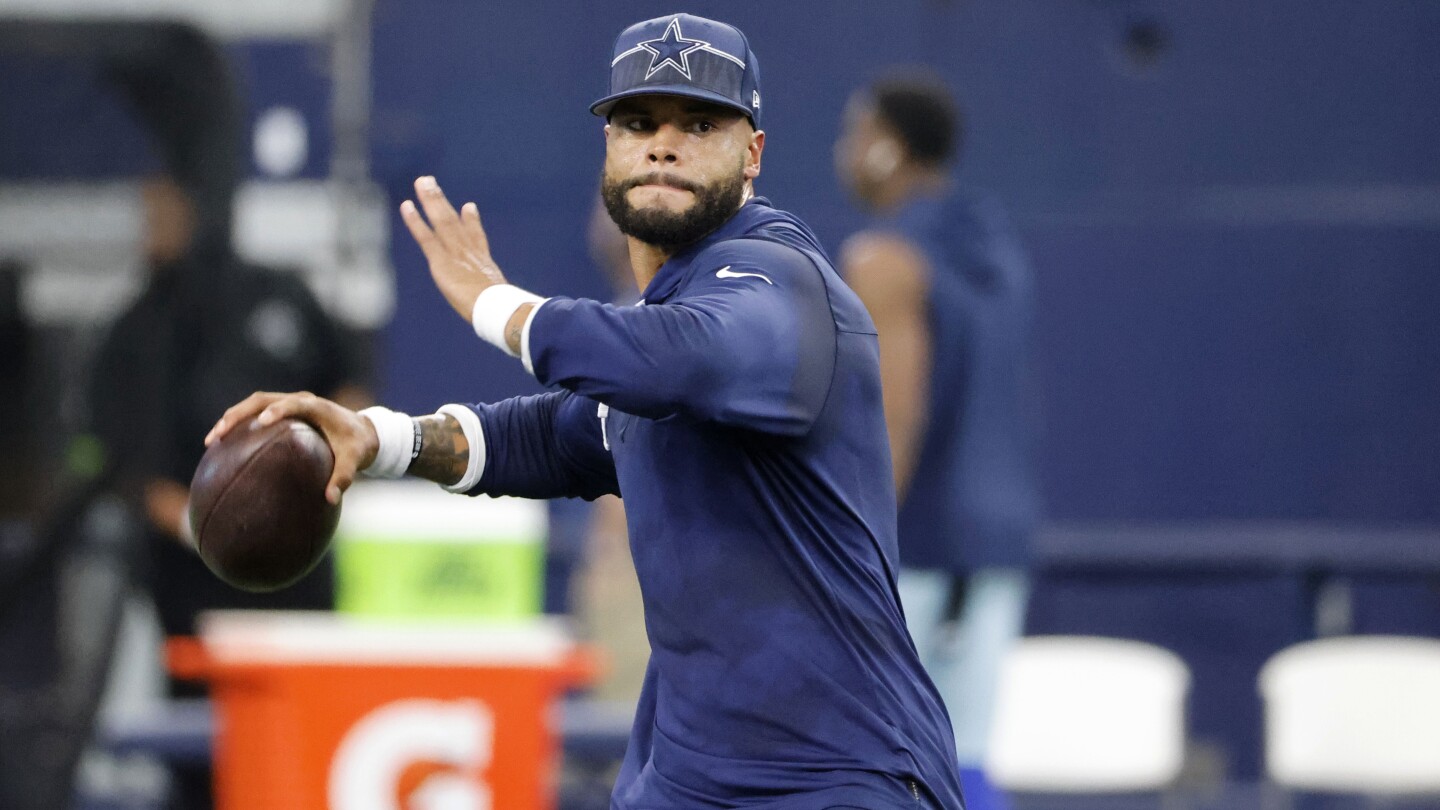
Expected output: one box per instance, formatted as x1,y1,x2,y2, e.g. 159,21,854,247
336,480,547,544
196,610,575,667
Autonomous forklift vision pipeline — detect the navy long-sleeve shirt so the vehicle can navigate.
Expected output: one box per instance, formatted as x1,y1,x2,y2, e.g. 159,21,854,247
456,199,964,809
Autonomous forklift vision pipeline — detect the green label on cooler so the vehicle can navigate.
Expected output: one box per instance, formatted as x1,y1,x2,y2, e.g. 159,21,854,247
335,538,542,619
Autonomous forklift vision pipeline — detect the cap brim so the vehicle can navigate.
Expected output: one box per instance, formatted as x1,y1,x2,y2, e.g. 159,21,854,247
590,85,754,123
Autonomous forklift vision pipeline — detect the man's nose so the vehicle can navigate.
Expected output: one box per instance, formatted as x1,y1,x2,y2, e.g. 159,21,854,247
647,123,683,164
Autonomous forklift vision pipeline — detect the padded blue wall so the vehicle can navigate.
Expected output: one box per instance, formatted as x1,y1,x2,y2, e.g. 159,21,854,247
369,1,1440,522
7,4,1432,522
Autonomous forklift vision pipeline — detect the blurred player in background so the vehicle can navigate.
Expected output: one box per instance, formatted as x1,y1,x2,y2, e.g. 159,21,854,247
88,173,367,809
836,71,1040,809
208,14,966,809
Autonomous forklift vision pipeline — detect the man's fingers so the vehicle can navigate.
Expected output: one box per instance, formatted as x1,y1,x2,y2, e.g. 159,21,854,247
403,174,508,313
326,461,357,506
254,391,318,427
206,392,284,445
205,390,361,506
414,176,465,248
460,202,480,250
461,202,491,255
400,200,440,258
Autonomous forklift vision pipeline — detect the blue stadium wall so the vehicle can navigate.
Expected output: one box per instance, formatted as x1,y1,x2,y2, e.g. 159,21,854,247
371,0,1440,524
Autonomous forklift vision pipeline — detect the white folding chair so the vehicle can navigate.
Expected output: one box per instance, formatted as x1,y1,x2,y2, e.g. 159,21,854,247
986,636,1191,794
1260,635,1440,802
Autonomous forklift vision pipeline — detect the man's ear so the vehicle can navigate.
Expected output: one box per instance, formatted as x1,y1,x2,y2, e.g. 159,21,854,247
603,123,612,142
863,137,903,179
745,130,765,180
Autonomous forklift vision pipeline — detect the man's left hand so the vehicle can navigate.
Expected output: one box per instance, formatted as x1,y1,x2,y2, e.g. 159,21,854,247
400,176,507,321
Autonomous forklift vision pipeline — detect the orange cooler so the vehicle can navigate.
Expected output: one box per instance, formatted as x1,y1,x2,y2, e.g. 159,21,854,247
171,611,593,810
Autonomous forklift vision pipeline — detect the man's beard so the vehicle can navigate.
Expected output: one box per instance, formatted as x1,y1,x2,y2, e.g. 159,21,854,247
601,167,745,251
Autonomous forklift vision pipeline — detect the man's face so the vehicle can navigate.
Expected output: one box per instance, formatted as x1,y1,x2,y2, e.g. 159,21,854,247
602,95,763,251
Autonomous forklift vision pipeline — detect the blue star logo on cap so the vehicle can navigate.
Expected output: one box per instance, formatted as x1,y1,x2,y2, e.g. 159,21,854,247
638,18,708,80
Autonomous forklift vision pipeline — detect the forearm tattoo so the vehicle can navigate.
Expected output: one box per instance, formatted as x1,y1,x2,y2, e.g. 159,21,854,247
506,318,523,355
504,303,534,356
407,413,469,487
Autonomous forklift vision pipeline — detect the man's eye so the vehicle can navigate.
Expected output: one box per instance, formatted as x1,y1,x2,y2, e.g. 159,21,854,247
691,120,715,133
622,119,651,132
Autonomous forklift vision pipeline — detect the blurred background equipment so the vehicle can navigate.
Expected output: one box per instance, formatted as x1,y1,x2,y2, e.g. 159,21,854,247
1260,637,1440,800
166,611,594,810
333,482,546,620
0,1,386,808
986,637,1190,797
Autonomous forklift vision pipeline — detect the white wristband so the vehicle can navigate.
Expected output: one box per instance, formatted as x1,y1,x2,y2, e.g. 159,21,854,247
472,284,545,358
358,406,415,479
519,300,546,376
436,404,486,493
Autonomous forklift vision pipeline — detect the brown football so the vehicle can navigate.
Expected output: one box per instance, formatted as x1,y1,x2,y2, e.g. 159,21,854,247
188,417,340,593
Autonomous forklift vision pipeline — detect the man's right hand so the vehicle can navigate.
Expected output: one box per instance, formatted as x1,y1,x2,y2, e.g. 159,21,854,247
205,391,378,505
401,176,509,322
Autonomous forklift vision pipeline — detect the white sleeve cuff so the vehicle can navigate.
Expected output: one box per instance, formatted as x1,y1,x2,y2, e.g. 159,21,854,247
520,300,546,376
436,404,486,493
472,284,546,358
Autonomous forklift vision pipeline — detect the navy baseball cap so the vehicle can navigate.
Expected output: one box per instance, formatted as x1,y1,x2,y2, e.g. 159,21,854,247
591,13,763,129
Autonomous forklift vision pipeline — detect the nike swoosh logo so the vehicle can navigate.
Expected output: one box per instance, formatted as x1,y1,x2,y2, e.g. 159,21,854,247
715,266,773,285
